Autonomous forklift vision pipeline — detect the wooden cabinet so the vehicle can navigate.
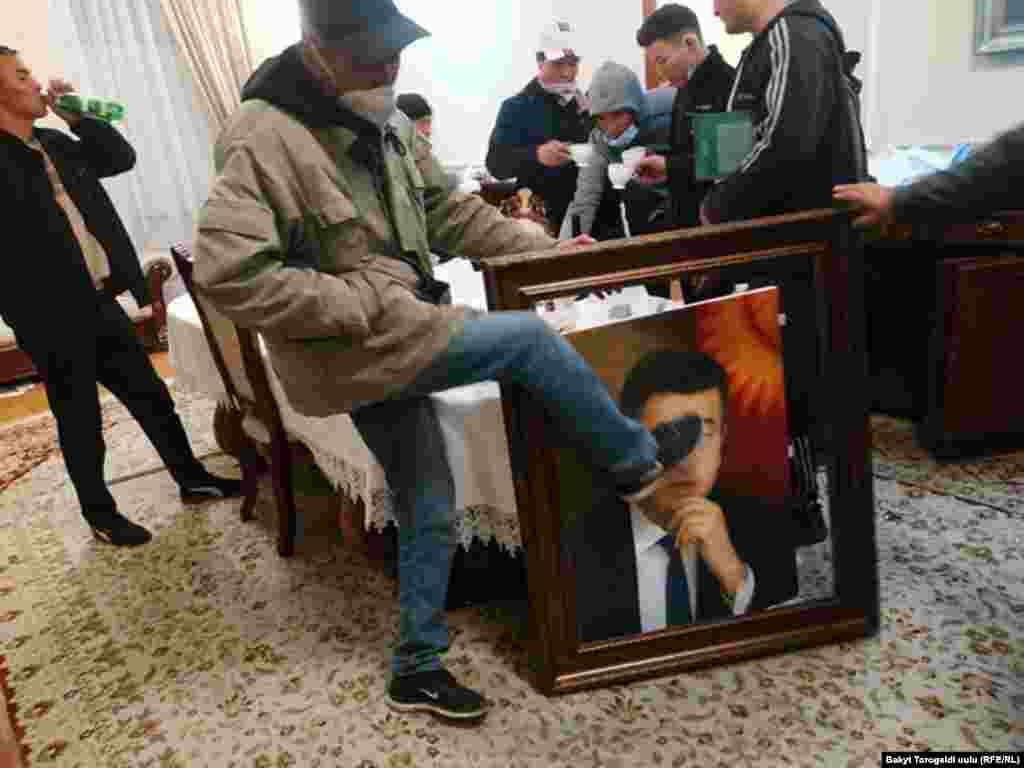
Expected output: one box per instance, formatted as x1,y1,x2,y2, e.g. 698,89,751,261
866,211,1024,457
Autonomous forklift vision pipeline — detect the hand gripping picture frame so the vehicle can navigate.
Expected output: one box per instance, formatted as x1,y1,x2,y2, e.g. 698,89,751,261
479,209,880,695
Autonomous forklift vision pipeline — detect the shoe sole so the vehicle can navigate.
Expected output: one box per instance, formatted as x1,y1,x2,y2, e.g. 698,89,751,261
385,694,488,721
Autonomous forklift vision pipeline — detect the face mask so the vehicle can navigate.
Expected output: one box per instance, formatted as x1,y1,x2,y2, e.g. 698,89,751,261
308,43,397,128
541,80,579,105
338,85,397,128
606,123,639,148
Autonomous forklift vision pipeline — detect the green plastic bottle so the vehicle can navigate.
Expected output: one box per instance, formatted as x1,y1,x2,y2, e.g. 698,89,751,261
55,94,125,123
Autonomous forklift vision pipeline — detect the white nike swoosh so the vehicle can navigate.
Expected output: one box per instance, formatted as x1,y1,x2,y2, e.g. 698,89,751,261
418,688,440,700
185,485,226,496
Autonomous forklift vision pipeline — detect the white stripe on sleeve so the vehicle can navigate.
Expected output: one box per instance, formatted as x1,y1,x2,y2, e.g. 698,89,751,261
738,20,791,173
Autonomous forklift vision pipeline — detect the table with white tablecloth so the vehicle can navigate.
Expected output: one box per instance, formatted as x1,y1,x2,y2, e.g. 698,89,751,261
167,257,679,552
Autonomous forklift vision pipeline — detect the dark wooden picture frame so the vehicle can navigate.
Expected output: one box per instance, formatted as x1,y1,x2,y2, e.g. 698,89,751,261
480,209,879,695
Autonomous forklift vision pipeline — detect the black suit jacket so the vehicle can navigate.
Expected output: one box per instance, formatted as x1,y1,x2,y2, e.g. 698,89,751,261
485,78,594,233
575,487,798,643
664,46,736,228
0,119,148,352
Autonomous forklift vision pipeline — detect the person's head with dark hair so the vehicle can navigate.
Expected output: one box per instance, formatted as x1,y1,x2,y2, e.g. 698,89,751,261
297,0,429,109
620,348,728,420
710,0,787,36
0,46,50,139
396,92,433,139
635,4,707,88
621,349,729,524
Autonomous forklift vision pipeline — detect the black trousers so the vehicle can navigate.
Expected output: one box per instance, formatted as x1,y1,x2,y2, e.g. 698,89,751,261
22,293,203,511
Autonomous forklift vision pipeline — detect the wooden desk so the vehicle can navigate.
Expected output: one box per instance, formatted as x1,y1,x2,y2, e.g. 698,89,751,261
865,211,1024,457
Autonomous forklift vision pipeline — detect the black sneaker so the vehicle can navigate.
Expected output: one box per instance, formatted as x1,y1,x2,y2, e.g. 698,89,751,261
654,413,704,468
385,669,489,721
180,470,243,503
620,413,704,502
83,505,152,547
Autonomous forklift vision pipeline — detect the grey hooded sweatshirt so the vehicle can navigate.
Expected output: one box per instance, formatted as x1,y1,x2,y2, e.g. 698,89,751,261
559,61,674,238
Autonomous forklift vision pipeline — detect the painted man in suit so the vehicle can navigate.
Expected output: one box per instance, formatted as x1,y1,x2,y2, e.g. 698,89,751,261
576,349,798,642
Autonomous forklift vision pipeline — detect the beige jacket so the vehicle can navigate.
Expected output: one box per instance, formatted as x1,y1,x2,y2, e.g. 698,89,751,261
194,98,554,417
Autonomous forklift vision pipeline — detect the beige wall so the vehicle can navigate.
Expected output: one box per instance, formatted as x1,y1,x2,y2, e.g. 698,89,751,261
829,0,1023,149
8,2,65,129
864,0,1023,148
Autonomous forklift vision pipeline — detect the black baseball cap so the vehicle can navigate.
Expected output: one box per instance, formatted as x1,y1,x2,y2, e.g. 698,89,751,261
396,93,431,120
301,0,430,56
636,4,702,47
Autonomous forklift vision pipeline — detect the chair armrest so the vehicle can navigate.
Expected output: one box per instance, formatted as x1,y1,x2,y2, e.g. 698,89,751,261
143,255,174,351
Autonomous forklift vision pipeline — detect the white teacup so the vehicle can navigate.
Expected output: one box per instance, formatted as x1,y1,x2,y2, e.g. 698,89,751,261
607,162,632,189
621,146,647,171
569,143,595,167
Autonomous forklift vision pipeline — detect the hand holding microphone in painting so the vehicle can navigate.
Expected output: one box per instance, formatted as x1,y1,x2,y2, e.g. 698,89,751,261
633,373,751,608
671,496,748,598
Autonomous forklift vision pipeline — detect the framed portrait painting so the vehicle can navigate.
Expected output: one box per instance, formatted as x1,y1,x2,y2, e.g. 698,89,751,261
480,209,879,695
976,0,1024,54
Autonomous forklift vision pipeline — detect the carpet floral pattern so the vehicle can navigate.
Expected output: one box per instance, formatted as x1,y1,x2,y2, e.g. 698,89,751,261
0,406,1021,766
0,382,218,497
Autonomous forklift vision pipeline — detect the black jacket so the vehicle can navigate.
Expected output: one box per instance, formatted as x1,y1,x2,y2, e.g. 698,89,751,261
702,0,864,224
575,487,798,643
485,78,593,232
664,45,736,228
892,121,1024,222
0,119,148,348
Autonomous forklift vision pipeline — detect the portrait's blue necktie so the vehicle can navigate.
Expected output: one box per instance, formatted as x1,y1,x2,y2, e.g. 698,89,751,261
658,533,692,626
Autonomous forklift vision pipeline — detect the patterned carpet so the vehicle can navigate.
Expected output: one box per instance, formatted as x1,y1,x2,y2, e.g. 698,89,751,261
0,389,1021,766
0,398,126,496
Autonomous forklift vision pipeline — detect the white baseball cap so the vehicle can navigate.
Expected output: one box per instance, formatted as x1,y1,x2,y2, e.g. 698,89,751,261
538,20,579,62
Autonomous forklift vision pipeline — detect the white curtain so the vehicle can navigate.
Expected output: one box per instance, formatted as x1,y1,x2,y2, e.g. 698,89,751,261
158,0,256,131
50,0,215,256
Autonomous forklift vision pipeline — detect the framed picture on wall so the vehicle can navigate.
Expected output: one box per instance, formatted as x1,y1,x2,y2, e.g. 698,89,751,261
480,210,879,695
976,0,1024,54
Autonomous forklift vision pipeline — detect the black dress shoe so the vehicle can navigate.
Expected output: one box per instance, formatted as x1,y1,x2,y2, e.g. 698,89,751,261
83,506,152,547
180,470,243,503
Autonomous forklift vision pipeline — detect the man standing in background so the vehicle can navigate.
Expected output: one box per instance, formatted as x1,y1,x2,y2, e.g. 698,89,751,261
486,20,593,234
696,0,867,224
0,47,241,547
633,4,736,229
396,92,433,141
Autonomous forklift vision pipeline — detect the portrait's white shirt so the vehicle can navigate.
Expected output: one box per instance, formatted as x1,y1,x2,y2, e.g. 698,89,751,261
630,504,755,632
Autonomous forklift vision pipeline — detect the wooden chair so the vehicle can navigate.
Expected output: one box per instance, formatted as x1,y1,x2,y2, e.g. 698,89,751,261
170,243,309,556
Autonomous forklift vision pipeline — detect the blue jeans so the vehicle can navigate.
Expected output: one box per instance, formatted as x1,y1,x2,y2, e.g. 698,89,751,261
351,310,660,677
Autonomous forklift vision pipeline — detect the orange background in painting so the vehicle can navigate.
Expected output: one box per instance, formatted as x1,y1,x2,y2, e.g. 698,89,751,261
566,288,790,505
694,290,790,503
